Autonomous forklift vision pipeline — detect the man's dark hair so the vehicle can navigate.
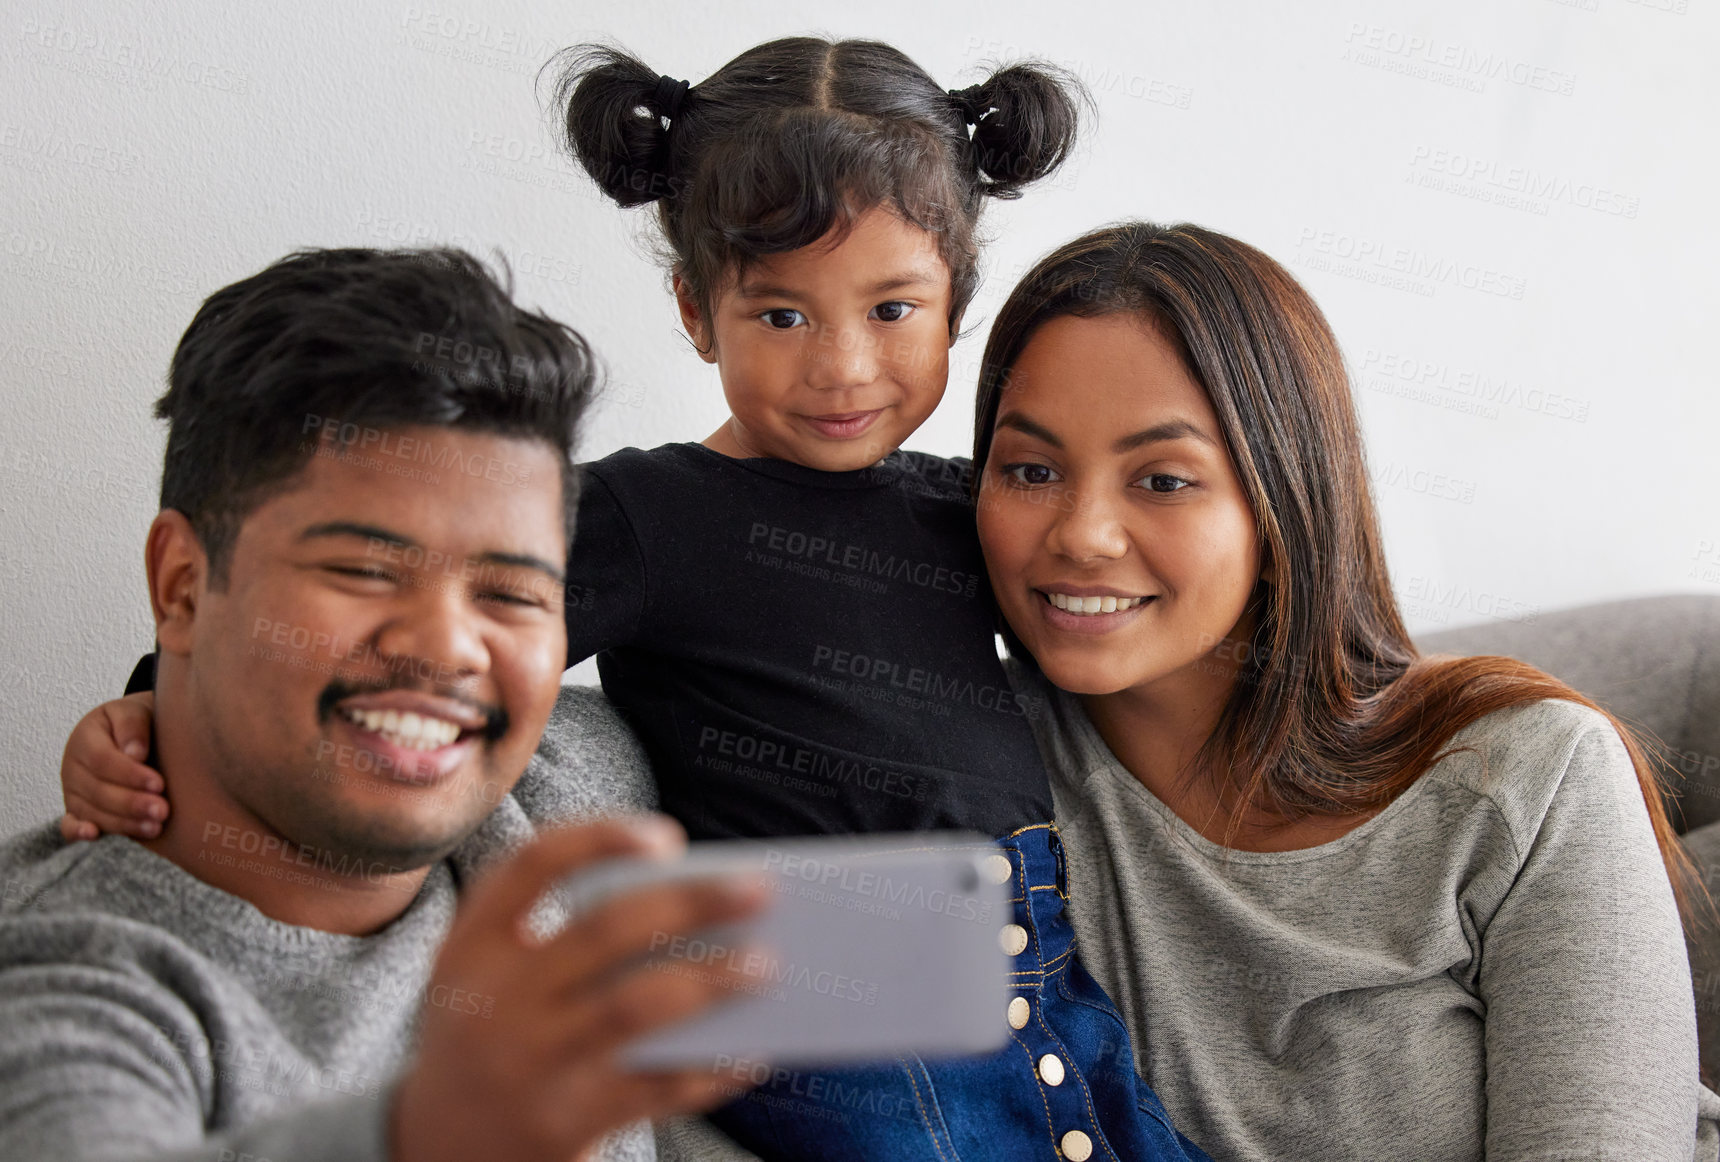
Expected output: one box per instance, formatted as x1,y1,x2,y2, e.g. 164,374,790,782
157,247,597,585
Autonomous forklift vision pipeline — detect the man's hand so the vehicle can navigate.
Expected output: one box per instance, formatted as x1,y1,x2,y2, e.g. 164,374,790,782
391,815,770,1162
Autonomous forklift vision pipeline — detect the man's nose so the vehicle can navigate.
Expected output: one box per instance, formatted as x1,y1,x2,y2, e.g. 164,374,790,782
372,577,491,685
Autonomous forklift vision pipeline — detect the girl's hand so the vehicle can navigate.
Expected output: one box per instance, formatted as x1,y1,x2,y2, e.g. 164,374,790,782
58,691,167,842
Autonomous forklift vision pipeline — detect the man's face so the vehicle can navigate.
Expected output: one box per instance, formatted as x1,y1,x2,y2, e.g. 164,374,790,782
175,426,566,870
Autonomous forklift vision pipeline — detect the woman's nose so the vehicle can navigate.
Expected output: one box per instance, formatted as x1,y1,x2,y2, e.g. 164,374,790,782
1047,487,1130,562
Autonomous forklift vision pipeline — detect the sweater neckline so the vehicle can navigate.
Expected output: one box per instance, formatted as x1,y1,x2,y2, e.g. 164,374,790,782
84,833,453,951
1050,682,1442,865
671,441,910,491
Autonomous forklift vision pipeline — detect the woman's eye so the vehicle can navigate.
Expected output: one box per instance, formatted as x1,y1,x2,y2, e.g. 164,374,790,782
762,309,805,330
1139,473,1190,493
871,301,914,323
1003,463,1060,486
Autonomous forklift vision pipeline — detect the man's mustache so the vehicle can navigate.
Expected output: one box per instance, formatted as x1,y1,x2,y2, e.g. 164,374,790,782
315,677,509,744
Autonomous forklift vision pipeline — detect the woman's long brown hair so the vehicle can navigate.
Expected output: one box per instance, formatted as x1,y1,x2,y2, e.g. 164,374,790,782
972,221,1702,919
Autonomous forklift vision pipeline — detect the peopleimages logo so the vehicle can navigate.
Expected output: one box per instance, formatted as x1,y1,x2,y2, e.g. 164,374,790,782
1295,228,1527,300
1406,145,1640,219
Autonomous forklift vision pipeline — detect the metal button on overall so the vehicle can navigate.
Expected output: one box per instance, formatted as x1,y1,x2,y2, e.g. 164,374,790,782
1061,1130,1094,1160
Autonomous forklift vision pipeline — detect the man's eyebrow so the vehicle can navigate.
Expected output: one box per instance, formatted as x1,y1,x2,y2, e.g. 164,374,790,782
298,522,565,583
994,414,1218,453
476,551,565,585
299,521,409,547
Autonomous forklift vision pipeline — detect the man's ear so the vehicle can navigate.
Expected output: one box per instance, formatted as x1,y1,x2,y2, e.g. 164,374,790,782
947,310,965,347
671,272,716,364
146,510,205,656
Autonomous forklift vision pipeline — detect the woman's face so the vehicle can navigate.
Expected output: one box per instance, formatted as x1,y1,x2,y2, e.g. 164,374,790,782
976,313,1263,698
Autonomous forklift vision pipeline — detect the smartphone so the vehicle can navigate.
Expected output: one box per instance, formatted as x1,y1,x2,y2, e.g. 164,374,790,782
554,831,1013,1069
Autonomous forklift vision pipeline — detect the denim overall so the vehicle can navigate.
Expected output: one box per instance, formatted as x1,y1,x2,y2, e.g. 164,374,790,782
709,823,1213,1161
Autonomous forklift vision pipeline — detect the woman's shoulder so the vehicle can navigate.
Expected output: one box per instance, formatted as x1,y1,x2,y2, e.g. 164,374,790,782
1424,698,1635,853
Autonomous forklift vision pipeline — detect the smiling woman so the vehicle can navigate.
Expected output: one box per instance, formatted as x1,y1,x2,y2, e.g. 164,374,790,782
971,221,1718,1159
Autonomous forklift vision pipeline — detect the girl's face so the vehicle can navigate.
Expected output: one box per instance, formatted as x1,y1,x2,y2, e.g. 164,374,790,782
679,206,954,471
976,313,1263,698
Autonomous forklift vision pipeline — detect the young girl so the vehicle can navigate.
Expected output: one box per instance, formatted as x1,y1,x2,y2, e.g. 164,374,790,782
58,37,1211,1162
970,220,1717,1158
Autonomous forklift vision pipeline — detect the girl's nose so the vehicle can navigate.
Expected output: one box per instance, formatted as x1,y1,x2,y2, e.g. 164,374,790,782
804,324,879,390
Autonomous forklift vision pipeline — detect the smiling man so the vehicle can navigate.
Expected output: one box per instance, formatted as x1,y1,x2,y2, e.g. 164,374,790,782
0,248,766,1162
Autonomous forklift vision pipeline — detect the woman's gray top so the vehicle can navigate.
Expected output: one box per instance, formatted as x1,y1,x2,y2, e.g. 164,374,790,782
1013,659,1720,1161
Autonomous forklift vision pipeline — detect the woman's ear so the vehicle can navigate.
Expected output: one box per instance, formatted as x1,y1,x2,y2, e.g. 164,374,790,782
671,272,716,363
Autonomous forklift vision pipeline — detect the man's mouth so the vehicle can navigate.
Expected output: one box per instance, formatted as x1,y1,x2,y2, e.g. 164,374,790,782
338,706,474,751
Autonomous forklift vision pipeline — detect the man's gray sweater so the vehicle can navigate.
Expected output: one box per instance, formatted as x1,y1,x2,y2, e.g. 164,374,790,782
0,686,657,1162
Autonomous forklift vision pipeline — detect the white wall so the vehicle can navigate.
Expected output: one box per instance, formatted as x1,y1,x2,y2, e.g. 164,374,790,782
1,0,1714,833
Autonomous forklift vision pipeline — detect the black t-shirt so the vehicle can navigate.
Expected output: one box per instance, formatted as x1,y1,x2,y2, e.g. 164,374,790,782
568,443,1053,840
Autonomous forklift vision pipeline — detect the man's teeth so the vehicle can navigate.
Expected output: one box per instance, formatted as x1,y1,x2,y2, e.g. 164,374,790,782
1046,592,1149,615
341,707,463,750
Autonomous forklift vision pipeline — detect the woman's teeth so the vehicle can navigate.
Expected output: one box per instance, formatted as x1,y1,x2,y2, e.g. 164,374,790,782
1046,592,1149,615
341,707,462,751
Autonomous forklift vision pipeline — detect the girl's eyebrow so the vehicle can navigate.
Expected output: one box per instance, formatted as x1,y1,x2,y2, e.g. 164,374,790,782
860,267,945,295
996,412,1216,452
735,267,944,301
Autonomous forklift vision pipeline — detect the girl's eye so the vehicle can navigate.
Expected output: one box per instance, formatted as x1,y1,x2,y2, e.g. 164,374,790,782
1138,473,1190,493
762,309,805,330
1003,463,1060,486
871,301,914,323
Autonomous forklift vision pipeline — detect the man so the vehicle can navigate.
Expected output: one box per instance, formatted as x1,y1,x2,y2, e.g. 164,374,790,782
0,248,766,1161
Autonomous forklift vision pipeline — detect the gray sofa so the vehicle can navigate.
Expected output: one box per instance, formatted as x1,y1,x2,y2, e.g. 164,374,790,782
1416,593,1720,1085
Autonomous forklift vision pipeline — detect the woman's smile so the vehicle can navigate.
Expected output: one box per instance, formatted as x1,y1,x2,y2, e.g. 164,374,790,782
1036,588,1158,634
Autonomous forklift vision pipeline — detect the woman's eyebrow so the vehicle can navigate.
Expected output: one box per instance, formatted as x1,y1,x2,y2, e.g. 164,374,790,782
995,413,1216,452
1112,420,1216,452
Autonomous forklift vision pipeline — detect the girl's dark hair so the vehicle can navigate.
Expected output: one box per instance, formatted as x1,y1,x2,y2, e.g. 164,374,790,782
972,221,1701,919
549,37,1084,335
159,247,597,585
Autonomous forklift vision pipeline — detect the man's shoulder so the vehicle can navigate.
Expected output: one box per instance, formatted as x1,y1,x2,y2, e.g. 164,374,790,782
510,685,656,827
0,821,114,917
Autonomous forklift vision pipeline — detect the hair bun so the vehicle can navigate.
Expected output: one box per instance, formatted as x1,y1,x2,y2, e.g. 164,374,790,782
962,62,1086,200
550,46,682,208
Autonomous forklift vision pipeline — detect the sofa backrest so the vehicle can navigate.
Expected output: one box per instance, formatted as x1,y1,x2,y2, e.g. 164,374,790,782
1415,594,1720,834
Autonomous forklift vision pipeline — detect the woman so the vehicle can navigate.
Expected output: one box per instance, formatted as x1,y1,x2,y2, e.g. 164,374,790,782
971,220,1719,1159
